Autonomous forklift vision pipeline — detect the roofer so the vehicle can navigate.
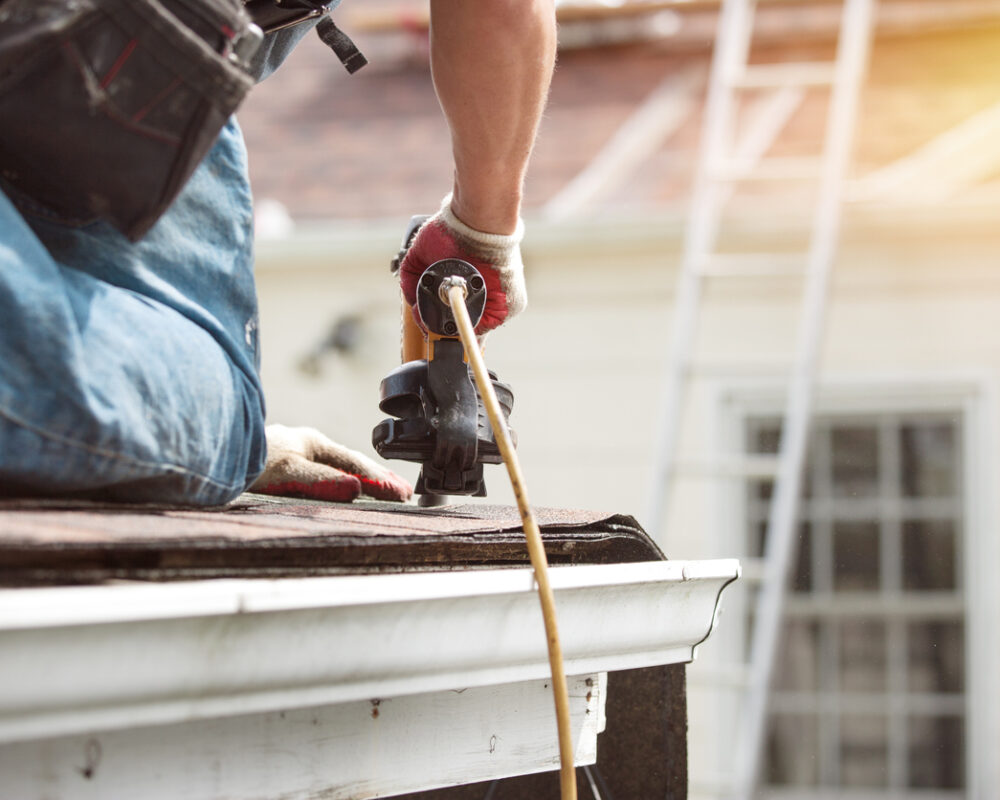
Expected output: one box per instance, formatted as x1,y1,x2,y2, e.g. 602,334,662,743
0,0,557,505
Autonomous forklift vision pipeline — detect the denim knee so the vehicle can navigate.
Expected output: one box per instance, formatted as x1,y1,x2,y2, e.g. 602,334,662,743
0,118,267,507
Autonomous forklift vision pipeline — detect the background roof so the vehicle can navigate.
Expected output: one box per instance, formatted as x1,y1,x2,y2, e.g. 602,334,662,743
239,0,1000,226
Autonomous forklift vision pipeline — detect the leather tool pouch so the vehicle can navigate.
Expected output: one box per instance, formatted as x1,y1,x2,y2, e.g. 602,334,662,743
0,0,258,240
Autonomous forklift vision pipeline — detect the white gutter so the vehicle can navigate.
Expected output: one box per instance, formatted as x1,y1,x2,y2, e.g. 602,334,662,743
0,559,738,744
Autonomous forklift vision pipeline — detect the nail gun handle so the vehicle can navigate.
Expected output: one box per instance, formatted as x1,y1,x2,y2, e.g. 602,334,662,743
401,301,427,363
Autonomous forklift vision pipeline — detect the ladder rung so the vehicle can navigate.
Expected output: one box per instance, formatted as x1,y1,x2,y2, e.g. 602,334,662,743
730,62,837,90
675,454,781,480
709,156,823,182
695,253,805,278
687,360,790,379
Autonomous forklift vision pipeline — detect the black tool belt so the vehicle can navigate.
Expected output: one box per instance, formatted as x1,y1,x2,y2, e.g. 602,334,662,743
0,0,264,240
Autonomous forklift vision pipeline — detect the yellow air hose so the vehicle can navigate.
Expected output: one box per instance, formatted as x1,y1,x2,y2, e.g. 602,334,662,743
442,279,578,800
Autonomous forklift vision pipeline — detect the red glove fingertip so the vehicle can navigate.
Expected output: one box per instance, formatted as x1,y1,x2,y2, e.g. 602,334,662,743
255,477,362,503
357,474,414,502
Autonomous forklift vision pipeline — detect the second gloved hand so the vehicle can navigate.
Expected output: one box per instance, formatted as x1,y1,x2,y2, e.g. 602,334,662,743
250,425,413,502
399,194,527,336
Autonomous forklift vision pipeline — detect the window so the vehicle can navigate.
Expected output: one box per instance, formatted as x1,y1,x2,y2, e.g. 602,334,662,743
747,413,966,795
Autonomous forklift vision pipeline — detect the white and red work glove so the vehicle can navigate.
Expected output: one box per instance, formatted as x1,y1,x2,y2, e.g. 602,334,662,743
250,425,413,503
399,194,527,336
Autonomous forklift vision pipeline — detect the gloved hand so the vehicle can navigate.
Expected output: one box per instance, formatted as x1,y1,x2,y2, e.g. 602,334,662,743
250,425,413,502
399,194,527,336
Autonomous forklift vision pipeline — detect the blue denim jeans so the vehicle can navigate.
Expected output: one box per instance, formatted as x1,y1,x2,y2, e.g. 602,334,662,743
0,119,266,505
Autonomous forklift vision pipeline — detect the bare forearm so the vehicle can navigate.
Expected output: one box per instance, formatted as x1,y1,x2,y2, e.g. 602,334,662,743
429,0,557,234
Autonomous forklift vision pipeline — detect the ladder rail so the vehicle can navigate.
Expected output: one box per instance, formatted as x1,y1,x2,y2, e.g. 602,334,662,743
646,0,759,535
730,0,876,796
641,0,876,795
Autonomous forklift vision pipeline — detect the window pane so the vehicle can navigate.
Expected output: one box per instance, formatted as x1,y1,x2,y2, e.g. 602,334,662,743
841,715,888,788
753,423,781,455
833,521,880,591
793,522,812,593
766,714,819,786
748,420,813,498
744,585,760,663
901,422,957,498
908,621,964,693
902,520,957,591
775,620,820,692
840,620,886,692
749,522,812,592
751,519,766,559
751,422,779,502
752,478,774,504
831,425,879,499
908,715,964,789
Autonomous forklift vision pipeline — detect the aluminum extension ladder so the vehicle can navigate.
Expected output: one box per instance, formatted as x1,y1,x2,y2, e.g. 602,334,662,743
644,0,876,796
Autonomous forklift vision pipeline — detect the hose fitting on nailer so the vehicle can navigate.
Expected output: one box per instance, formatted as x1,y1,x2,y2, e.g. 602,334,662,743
438,274,469,305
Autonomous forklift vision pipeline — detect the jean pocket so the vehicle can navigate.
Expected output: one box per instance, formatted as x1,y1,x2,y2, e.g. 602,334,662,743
0,0,257,240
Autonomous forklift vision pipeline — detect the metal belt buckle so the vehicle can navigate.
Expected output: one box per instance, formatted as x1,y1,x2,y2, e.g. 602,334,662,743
243,0,331,34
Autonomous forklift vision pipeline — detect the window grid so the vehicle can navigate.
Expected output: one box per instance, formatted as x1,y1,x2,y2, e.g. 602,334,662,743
747,412,966,794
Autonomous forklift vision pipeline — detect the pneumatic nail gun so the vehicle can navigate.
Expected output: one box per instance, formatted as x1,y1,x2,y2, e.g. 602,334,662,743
372,217,516,499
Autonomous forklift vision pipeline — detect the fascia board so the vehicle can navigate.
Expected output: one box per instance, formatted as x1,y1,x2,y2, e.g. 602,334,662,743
0,559,739,743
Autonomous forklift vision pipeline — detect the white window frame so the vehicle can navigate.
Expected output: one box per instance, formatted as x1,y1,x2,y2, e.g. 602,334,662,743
706,373,1000,798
